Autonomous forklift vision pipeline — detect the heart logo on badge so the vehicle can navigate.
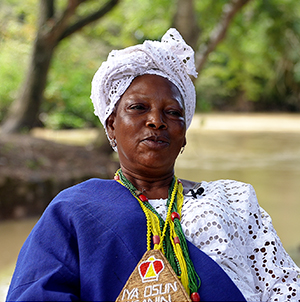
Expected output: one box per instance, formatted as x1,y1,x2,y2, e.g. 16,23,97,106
138,255,165,282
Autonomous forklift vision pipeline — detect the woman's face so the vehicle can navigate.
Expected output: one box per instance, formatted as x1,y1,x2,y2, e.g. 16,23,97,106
107,74,186,177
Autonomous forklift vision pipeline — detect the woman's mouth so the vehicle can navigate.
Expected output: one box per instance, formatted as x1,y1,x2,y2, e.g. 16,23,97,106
142,136,169,149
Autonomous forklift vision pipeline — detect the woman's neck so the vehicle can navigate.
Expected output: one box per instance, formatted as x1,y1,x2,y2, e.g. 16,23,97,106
120,167,174,199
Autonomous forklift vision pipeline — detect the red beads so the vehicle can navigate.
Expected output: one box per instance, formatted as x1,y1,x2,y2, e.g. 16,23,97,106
139,194,148,202
114,175,120,180
171,212,180,221
191,292,200,302
174,236,180,245
153,235,160,245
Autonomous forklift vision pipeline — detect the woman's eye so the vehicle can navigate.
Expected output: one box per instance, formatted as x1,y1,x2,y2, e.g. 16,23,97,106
129,104,146,110
167,110,183,117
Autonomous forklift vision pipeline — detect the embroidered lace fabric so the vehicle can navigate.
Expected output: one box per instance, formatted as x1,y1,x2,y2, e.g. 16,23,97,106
149,179,300,301
90,28,197,149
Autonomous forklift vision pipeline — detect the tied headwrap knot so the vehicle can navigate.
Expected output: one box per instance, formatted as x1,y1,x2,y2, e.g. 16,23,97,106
160,32,197,78
90,28,198,149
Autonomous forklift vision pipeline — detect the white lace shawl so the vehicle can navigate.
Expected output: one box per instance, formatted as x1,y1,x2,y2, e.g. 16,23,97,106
149,179,300,301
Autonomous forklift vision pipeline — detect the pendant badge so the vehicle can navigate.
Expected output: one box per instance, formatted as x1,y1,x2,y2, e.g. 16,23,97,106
116,249,191,302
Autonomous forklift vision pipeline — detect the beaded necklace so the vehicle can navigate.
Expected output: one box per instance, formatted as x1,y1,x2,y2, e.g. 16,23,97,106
115,169,201,302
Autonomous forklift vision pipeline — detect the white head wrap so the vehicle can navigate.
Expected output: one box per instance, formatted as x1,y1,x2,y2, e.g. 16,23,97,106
90,28,197,146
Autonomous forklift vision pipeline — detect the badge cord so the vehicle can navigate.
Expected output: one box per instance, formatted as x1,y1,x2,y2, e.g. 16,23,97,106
115,169,201,302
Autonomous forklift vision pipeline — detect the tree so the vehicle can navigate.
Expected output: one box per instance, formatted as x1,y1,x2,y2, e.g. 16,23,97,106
172,0,200,50
1,0,119,134
172,0,251,77
195,0,251,73
1,0,254,133
193,0,300,112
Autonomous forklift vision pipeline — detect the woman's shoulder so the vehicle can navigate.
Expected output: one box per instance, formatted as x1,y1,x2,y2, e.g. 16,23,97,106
182,178,258,211
47,178,116,210
202,179,254,193
181,178,255,196
34,178,125,231
55,178,114,197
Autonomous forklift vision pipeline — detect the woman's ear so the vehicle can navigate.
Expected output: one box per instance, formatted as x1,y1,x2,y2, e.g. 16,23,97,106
106,112,116,141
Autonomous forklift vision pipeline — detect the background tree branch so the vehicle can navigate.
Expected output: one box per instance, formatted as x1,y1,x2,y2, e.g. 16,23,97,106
42,0,82,45
59,0,119,41
172,0,200,50
0,0,120,134
196,0,251,73
39,0,55,26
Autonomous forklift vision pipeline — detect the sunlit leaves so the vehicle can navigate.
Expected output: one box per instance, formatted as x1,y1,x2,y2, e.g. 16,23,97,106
85,0,176,47
196,0,300,111
1,0,300,128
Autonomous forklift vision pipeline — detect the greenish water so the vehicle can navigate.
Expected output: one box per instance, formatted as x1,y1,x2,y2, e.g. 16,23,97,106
0,217,38,301
1,115,300,300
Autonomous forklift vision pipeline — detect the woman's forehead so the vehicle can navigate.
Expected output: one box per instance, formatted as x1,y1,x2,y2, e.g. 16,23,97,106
120,74,184,106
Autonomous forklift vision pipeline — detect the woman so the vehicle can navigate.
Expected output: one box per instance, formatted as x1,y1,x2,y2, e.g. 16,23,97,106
7,29,300,302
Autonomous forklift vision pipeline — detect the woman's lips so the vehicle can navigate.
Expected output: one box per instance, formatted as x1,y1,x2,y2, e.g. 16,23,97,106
142,136,169,149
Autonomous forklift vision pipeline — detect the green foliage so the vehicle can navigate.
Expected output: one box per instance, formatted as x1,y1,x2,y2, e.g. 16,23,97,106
42,35,100,129
83,0,176,46
196,0,300,111
0,40,28,120
0,0,177,129
1,0,300,129
0,0,37,121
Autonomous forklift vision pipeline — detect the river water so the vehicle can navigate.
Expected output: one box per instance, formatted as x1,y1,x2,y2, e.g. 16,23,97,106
1,113,300,300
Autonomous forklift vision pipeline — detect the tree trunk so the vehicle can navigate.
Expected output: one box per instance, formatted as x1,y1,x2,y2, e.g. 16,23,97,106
172,0,200,50
196,0,251,73
1,0,119,134
1,37,55,133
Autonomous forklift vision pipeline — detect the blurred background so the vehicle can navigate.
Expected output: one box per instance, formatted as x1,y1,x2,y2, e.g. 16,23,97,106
1,0,300,300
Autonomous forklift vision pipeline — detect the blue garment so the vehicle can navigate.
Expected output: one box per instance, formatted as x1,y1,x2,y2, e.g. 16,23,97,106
7,179,246,301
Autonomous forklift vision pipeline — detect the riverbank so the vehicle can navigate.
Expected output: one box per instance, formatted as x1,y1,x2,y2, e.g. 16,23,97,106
0,130,118,220
190,113,300,132
30,114,300,145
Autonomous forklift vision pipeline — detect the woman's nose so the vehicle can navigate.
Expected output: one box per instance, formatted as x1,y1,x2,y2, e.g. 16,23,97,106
145,111,167,129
